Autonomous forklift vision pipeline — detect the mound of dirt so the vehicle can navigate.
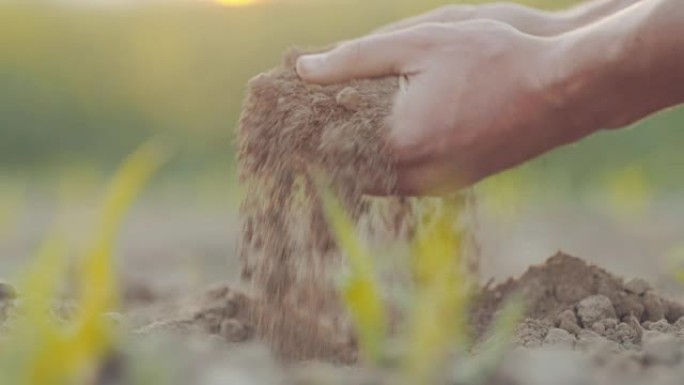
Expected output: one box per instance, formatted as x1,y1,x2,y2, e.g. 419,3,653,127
473,252,684,352
134,283,356,363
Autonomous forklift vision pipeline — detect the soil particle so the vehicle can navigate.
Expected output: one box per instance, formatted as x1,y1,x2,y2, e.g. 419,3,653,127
589,318,640,346
615,294,645,321
577,295,617,327
335,87,364,111
0,281,16,302
514,319,550,348
625,278,652,295
557,309,582,335
612,322,639,345
643,292,666,322
663,299,684,322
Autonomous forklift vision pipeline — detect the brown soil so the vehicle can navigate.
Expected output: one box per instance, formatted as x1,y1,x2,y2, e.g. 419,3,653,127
475,252,684,349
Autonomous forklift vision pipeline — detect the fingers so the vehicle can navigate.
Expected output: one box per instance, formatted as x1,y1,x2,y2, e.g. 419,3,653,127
374,5,476,34
296,28,428,84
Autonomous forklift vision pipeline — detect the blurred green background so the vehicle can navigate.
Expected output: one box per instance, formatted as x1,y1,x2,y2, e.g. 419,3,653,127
1,0,682,197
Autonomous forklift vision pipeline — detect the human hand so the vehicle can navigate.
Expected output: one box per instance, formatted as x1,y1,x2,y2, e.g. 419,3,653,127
375,3,566,36
297,0,682,195
297,22,593,195
374,0,642,37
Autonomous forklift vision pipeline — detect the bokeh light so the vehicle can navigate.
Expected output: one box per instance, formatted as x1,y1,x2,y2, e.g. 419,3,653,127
213,0,260,7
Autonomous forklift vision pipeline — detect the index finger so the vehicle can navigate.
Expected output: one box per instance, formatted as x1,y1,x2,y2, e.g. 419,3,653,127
296,27,429,85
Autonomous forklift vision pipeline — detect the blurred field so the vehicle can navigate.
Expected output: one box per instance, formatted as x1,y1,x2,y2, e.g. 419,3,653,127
1,1,684,383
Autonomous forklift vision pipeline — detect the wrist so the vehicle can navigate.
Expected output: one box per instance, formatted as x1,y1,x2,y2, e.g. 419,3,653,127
543,0,684,138
542,11,644,138
559,0,644,27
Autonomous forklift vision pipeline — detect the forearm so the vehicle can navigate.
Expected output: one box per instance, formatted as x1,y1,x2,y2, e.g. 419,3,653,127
559,0,644,26
494,0,646,36
548,0,684,138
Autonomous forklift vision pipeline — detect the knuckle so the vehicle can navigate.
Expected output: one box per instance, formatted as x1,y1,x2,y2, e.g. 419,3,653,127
460,19,521,44
481,2,550,22
487,2,528,15
472,18,514,32
438,4,477,21
405,23,454,49
332,40,363,65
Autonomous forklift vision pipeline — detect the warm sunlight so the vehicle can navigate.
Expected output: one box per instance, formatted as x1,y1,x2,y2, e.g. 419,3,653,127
213,0,261,6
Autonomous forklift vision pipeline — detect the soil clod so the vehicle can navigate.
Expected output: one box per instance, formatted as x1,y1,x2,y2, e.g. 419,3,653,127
578,295,617,328
0,281,17,302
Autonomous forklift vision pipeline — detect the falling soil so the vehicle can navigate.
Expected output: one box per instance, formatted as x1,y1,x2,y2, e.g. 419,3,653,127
235,50,476,362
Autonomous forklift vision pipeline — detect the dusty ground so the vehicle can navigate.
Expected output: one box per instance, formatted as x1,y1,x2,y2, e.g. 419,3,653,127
1,198,684,384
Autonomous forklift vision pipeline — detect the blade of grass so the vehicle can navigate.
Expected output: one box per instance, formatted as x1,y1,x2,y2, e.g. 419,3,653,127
403,198,471,384
2,140,170,385
318,185,387,364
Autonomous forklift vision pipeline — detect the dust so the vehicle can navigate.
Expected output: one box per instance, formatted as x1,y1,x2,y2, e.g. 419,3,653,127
235,50,475,362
